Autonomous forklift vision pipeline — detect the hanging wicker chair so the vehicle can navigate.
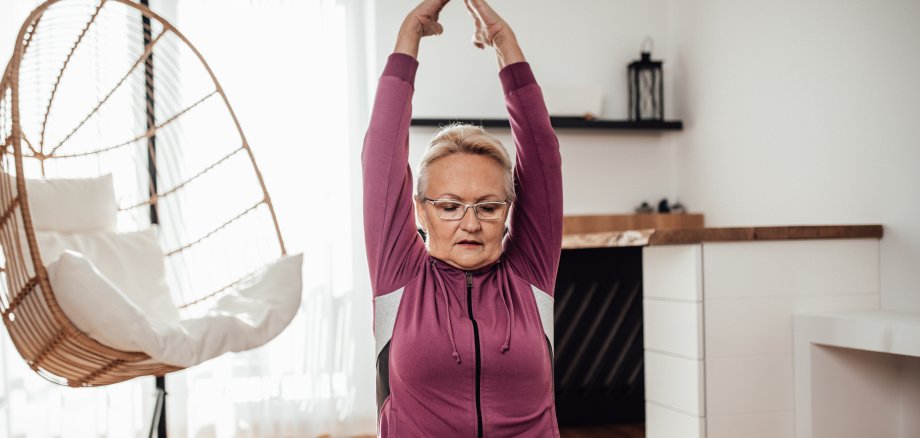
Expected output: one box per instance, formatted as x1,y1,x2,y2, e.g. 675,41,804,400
0,0,287,387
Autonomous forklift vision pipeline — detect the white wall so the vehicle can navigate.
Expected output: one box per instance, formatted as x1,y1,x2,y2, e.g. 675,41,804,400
373,0,920,311
668,0,920,310
373,0,680,215
6,1,915,313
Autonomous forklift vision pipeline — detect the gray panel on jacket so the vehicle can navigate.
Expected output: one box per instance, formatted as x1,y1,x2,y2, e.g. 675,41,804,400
531,285,555,354
374,287,405,358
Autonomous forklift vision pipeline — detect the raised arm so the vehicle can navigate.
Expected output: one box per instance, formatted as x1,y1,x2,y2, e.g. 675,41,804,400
363,0,449,296
466,0,564,294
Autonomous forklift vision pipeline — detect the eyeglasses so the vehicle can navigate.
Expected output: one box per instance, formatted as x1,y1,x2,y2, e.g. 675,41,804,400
421,198,509,221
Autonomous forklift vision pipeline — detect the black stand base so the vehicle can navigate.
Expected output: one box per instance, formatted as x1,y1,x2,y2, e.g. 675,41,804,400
148,376,167,438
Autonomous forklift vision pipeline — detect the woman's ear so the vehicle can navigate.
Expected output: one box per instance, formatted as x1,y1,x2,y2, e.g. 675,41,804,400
414,196,429,233
415,197,430,243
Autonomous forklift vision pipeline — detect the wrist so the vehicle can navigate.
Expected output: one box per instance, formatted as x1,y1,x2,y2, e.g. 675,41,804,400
395,25,421,58
493,32,525,67
394,39,420,58
491,29,516,49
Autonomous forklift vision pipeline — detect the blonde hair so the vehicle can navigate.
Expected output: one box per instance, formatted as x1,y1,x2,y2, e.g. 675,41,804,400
417,123,515,202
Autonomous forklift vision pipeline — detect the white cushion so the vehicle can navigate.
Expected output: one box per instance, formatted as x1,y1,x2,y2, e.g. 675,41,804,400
47,251,162,353
156,253,303,366
24,174,117,232
37,228,178,323
47,251,303,367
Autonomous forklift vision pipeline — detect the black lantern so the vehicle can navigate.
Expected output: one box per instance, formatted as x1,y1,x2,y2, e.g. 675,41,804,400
628,38,664,121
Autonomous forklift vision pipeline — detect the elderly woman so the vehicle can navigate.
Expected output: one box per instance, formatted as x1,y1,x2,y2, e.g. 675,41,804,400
363,0,562,436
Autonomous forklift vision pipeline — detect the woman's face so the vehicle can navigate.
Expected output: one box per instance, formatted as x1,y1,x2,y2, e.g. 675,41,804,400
416,153,509,271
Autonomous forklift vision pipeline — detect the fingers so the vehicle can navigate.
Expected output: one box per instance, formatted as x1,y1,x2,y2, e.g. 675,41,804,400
404,0,449,40
463,0,478,19
433,0,450,17
464,0,486,28
467,0,499,22
464,0,488,48
414,0,450,17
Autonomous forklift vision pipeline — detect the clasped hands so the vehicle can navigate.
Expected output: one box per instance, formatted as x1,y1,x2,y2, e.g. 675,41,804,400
395,0,525,67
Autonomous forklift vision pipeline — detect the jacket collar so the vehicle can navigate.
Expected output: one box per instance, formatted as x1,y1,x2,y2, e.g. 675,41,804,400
428,254,501,275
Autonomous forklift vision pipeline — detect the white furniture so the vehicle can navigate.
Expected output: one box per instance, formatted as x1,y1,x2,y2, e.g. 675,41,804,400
794,310,920,438
643,236,881,438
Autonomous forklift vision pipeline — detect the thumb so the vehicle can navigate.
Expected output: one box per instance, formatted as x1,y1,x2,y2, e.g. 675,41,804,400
419,20,444,37
471,33,485,49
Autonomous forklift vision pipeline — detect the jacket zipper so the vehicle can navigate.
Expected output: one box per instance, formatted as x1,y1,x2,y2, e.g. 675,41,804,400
466,271,483,438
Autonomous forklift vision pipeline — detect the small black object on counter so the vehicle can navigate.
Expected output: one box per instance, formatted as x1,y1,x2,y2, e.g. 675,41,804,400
635,201,654,214
657,199,670,213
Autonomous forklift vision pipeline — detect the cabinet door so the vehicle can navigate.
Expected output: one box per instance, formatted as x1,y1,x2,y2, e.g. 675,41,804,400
643,244,706,438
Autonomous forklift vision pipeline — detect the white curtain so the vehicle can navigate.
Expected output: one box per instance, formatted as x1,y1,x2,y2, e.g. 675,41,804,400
0,0,377,436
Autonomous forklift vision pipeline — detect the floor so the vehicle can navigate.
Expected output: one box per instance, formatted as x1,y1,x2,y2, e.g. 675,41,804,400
559,423,645,438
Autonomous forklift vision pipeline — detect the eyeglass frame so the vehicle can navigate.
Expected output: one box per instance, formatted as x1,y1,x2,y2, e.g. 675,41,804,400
417,197,510,221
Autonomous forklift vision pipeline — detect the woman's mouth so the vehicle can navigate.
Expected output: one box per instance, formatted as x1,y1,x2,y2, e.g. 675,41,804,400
456,240,482,249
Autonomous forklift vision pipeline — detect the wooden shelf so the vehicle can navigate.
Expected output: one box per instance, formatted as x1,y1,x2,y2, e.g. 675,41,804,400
563,213,704,235
410,117,683,131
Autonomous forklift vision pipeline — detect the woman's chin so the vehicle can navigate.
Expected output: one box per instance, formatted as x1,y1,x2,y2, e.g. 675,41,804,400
445,251,499,271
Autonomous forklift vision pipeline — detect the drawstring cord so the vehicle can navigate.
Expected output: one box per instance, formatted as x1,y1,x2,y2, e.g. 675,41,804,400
498,264,513,353
431,260,462,364
430,258,514,363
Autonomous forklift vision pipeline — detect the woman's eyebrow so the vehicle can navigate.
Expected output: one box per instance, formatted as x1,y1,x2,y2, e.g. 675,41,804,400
432,194,502,202
475,195,502,202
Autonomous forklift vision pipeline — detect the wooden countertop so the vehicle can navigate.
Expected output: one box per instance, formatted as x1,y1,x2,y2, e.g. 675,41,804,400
562,225,883,249
648,225,883,245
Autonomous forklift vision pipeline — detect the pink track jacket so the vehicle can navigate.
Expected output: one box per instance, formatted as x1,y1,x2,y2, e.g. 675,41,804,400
363,53,563,437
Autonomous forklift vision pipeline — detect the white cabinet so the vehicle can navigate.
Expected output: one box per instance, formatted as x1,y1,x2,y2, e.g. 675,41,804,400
643,239,880,438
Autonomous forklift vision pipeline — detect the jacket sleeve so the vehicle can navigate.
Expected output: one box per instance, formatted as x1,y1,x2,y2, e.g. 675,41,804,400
500,62,564,296
362,53,427,296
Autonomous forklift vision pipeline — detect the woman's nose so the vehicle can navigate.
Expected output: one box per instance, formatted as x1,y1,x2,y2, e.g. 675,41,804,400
458,207,482,232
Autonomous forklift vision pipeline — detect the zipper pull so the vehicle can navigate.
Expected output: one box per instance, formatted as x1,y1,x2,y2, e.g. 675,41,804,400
466,272,473,288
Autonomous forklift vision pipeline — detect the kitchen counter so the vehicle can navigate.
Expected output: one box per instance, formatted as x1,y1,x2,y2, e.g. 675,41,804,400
640,229,883,438
561,224,883,249
555,216,886,438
